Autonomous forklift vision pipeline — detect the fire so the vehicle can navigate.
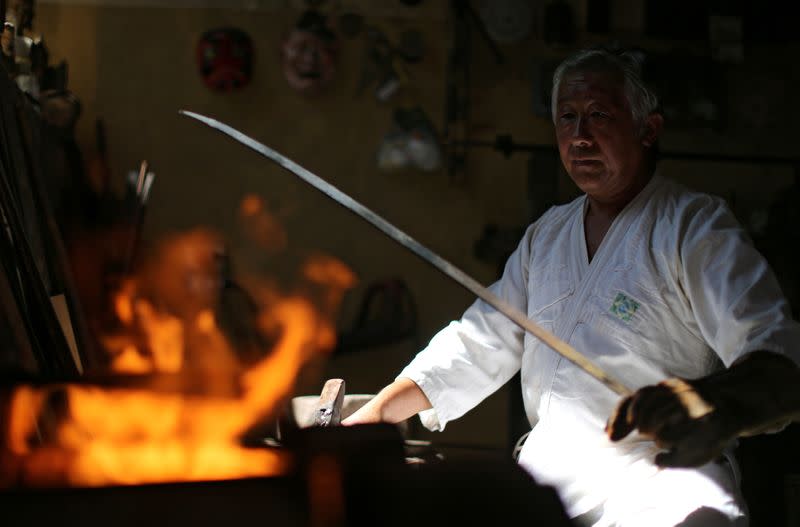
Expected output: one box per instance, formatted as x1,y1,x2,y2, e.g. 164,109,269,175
1,207,356,488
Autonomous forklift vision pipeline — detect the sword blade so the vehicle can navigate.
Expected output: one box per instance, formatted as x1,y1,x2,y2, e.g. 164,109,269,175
179,110,632,397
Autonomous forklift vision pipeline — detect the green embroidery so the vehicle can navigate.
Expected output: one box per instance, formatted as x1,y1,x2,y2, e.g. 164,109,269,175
610,292,639,322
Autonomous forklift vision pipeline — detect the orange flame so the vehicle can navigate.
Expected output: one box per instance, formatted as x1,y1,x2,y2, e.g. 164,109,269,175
1,224,356,488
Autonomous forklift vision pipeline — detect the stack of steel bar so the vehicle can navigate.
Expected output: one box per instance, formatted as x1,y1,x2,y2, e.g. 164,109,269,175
0,61,85,377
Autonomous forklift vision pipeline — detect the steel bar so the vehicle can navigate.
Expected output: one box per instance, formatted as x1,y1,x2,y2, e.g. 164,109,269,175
179,110,632,397
314,378,346,427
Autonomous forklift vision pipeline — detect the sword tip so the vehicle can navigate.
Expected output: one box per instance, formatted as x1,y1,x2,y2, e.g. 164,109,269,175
178,110,217,128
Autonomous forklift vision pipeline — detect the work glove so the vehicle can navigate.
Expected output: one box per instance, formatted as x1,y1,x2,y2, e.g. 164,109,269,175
606,352,800,468
605,378,735,468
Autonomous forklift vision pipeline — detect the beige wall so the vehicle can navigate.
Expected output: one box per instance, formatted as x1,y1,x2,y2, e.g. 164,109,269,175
35,3,797,449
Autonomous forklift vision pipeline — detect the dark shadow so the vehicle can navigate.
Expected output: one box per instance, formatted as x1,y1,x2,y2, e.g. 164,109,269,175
676,506,746,526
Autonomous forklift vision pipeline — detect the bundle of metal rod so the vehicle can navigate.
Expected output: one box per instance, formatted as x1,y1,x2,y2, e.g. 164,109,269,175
0,61,80,376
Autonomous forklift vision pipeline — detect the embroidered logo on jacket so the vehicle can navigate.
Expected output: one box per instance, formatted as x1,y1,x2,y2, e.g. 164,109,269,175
610,292,639,322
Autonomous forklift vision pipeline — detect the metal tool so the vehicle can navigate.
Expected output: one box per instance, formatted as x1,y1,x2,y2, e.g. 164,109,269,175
314,378,346,427
179,110,632,397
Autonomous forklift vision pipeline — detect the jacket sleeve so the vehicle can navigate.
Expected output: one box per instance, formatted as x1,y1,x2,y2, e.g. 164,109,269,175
396,223,537,431
678,196,800,368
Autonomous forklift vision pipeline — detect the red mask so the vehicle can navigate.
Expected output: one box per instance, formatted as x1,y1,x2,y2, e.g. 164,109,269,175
197,28,253,92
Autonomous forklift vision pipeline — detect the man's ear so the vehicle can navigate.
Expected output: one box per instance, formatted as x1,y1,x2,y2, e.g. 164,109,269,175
641,113,664,147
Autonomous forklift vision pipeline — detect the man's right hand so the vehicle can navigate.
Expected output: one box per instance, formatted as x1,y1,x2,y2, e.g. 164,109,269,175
341,401,384,426
606,351,800,467
341,377,432,426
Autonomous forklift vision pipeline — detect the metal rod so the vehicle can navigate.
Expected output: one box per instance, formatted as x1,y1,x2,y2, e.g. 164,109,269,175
179,110,632,397
136,159,148,196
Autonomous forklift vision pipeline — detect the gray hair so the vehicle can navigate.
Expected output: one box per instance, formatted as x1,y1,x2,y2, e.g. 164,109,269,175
551,48,660,132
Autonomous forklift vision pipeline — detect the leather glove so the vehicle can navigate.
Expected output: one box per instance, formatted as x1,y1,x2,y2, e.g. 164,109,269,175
605,378,735,468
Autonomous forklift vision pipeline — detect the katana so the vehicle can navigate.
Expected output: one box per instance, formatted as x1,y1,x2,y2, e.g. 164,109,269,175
179,110,633,397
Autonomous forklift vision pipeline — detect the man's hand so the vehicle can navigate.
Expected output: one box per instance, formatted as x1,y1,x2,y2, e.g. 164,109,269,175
341,400,384,426
606,378,734,467
341,378,432,427
606,351,800,468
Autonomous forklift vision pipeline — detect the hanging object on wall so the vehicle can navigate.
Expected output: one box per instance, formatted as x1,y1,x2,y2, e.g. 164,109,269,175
5,0,35,32
196,28,253,93
361,27,407,102
355,26,425,103
281,10,338,96
4,0,45,98
377,106,442,172
474,0,533,44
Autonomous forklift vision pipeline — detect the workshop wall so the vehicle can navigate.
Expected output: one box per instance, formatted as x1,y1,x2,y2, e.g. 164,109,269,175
36,2,516,448
35,1,800,450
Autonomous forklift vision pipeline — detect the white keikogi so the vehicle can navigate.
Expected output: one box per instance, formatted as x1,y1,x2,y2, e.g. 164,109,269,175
399,175,800,526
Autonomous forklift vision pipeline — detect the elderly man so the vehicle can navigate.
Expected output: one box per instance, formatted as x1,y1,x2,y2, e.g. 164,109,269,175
344,47,800,526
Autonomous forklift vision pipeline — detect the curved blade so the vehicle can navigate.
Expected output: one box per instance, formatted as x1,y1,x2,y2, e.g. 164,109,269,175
179,110,632,397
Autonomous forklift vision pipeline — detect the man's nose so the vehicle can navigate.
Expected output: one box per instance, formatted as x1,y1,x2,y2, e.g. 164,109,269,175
571,116,593,146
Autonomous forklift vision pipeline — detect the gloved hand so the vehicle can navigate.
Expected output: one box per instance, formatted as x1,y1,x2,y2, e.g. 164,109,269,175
605,377,735,468
606,351,800,468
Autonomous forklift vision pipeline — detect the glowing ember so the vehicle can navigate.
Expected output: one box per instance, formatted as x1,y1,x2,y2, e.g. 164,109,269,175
1,221,356,488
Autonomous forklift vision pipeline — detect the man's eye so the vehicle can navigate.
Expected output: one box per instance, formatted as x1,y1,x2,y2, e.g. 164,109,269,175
559,112,575,120
591,111,609,119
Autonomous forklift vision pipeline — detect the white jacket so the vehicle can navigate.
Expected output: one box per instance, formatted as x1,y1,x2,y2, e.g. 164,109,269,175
399,175,800,526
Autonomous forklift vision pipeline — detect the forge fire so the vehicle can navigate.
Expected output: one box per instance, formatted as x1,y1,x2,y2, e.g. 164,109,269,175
1,201,356,488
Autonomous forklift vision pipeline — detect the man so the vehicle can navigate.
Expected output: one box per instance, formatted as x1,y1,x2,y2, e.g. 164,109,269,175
343,48,800,526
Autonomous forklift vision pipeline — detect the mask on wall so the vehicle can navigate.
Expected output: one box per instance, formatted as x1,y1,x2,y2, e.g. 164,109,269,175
281,10,338,96
196,28,253,93
6,0,35,33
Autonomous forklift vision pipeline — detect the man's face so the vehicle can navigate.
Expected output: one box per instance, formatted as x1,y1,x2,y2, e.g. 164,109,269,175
555,70,653,202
